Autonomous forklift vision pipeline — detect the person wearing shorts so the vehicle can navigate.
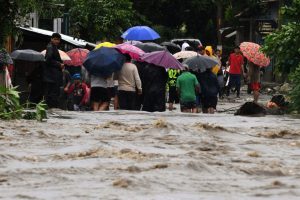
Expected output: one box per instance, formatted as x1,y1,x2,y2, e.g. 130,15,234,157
247,62,261,103
167,69,180,111
176,65,200,113
90,74,110,111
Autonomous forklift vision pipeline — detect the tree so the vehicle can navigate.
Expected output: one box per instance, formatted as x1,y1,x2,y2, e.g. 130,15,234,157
262,0,300,112
262,0,300,75
0,0,50,48
65,0,138,43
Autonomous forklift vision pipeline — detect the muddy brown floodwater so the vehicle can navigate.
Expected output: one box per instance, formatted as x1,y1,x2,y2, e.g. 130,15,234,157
0,95,300,199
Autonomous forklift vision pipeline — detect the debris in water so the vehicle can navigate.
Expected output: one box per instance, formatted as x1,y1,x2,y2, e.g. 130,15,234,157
153,119,168,128
113,178,131,188
152,164,168,169
247,151,260,157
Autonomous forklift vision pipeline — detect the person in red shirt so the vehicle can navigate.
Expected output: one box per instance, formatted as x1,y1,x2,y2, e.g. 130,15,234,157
65,73,90,111
226,46,246,98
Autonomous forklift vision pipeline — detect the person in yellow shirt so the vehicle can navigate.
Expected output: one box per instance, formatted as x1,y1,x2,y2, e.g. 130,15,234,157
205,46,220,75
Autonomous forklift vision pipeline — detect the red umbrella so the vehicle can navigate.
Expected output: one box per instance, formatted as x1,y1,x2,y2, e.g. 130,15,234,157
240,42,270,67
114,43,145,60
64,48,89,66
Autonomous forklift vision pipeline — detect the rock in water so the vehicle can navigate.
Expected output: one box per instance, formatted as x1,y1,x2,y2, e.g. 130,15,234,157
235,102,266,116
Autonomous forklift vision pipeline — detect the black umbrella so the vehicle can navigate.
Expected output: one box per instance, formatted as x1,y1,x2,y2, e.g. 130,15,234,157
183,55,219,72
160,42,181,54
0,48,13,65
11,49,45,62
134,42,166,53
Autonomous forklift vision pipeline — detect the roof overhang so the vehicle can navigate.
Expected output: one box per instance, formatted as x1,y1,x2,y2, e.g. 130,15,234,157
19,26,95,48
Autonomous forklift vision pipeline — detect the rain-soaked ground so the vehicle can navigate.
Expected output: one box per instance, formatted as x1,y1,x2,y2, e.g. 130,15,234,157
0,90,300,200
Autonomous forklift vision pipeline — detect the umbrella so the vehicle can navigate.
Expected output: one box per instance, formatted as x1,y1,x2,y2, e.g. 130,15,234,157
64,48,89,66
41,49,71,61
83,47,125,77
121,26,160,41
161,42,181,54
0,49,13,65
114,43,145,60
11,49,45,62
134,42,166,53
173,51,198,60
140,50,183,70
183,55,219,72
94,42,116,50
240,42,270,67
124,40,142,45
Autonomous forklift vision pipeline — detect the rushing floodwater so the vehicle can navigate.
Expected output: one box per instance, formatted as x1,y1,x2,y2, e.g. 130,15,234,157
1,94,300,199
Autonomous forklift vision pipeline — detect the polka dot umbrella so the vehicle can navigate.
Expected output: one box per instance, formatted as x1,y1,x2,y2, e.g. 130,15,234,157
240,42,270,67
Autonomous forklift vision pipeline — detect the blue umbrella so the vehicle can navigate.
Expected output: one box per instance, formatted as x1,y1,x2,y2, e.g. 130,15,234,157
83,47,125,77
121,26,160,41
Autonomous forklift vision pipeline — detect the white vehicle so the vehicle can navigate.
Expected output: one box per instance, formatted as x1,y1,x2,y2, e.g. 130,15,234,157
170,39,202,50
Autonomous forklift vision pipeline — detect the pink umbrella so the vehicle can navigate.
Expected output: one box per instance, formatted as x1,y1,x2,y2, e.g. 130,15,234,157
114,43,145,60
240,42,270,67
140,50,183,70
64,48,89,66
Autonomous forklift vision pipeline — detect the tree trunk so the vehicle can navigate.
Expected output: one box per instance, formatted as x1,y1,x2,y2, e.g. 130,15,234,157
216,0,222,45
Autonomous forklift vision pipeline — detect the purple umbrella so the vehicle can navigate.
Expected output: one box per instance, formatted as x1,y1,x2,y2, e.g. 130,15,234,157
140,50,183,70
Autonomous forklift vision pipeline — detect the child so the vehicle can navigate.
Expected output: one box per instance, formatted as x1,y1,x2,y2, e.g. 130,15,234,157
65,73,89,111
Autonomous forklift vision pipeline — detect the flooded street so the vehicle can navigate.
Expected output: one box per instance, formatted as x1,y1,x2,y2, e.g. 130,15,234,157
1,94,300,200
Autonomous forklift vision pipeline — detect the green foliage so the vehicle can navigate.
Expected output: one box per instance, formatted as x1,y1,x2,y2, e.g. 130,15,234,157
289,64,300,112
262,0,300,75
0,86,23,120
0,86,47,121
35,101,47,122
0,0,43,47
262,22,300,74
66,0,137,42
262,0,300,112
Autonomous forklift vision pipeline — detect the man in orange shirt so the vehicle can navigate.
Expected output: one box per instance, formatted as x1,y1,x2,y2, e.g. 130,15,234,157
226,46,246,98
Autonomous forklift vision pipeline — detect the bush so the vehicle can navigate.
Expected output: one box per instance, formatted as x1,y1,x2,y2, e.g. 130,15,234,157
0,86,47,121
289,64,300,113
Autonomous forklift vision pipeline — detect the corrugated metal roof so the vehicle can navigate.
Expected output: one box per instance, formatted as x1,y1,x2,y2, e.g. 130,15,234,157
20,27,94,47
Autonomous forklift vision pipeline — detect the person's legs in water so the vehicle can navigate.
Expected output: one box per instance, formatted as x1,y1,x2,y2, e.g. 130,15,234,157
98,101,109,111
208,107,215,114
226,74,233,97
44,82,60,108
251,82,261,103
92,102,100,111
253,90,259,103
235,75,241,98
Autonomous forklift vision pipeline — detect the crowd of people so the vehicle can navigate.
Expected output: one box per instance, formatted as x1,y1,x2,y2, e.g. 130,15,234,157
24,33,262,114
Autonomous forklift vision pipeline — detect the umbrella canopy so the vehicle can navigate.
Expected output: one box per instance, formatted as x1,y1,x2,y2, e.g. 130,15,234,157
124,40,142,45
183,55,219,72
173,51,198,60
161,42,181,54
240,42,270,67
122,26,160,41
11,49,45,62
0,49,13,65
134,42,165,53
64,48,89,66
83,47,125,77
140,50,183,70
41,49,71,61
94,42,116,50
114,43,145,60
